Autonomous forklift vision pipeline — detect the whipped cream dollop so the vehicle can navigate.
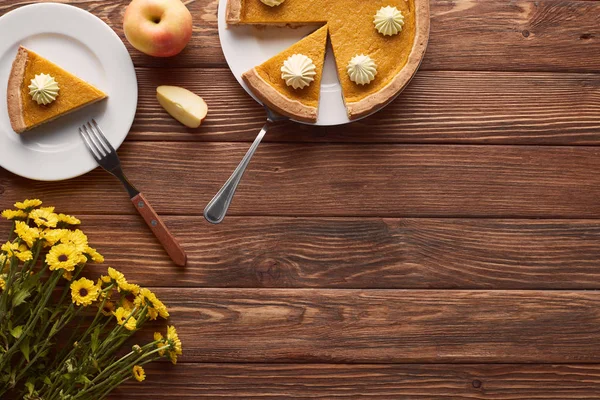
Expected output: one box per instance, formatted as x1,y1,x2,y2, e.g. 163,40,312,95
347,54,377,85
281,54,316,89
374,6,405,36
260,0,285,6
28,73,59,105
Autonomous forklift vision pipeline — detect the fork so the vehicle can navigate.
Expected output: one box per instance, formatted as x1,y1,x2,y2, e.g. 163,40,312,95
79,119,187,266
203,106,288,224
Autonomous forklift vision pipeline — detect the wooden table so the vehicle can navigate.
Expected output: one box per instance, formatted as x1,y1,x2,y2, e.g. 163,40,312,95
2,0,600,398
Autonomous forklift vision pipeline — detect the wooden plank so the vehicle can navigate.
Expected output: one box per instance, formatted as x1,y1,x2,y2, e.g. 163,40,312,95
2,0,598,71
143,289,600,363
4,216,600,289
2,144,600,218
130,69,600,144
110,363,600,399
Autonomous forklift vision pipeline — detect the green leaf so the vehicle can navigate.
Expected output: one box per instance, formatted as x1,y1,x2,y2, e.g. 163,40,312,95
10,325,23,339
43,376,52,386
12,288,31,308
20,336,30,362
91,326,100,353
25,380,35,395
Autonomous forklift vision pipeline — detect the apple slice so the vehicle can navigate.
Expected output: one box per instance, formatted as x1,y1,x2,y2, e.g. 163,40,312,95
156,85,208,128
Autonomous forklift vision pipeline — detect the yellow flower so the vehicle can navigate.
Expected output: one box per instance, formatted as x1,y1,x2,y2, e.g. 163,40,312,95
124,316,137,331
119,281,140,295
132,365,145,382
29,208,58,228
1,242,32,262
100,300,116,316
60,230,88,253
57,213,81,225
14,221,40,248
113,307,137,331
0,274,6,291
84,246,104,263
107,267,125,283
154,332,167,356
46,243,80,272
166,325,182,364
70,277,100,306
1,209,28,220
62,271,73,281
113,306,128,323
135,288,169,320
41,229,68,247
122,295,135,312
14,199,42,210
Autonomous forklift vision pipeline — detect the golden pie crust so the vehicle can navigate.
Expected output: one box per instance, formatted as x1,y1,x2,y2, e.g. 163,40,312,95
227,0,430,120
7,46,107,133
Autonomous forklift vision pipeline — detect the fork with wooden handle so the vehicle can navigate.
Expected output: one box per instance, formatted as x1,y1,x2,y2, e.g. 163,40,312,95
79,119,187,266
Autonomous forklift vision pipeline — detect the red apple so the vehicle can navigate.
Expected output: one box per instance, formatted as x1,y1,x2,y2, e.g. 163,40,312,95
123,0,193,57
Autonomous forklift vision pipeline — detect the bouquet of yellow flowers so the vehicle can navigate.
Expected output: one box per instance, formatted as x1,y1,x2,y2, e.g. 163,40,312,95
0,199,182,399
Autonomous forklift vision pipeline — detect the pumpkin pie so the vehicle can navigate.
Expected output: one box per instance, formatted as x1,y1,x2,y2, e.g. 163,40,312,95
227,0,429,120
243,25,328,122
7,46,107,133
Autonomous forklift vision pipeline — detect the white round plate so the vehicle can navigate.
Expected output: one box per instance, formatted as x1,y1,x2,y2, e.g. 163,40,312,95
218,0,351,126
0,3,137,181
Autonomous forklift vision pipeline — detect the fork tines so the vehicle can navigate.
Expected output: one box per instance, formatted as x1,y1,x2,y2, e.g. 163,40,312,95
79,119,115,162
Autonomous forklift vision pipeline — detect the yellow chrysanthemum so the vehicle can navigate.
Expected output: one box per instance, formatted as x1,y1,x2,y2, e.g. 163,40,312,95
0,274,6,291
135,288,169,320
154,332,167,356
60,230,88,253
113,307,137,331
100,300,116,316
121,295,135,312
40,229,68,247
1,209,28,220
107,267,125,283
14,199,42,210
46,243,80,272
84,246,104,263
14,221,40,248
57,213,81,225
70,277,100,306
132,365,146,382
1,242,32,262
113,306,128,323
166,325,182,365
29,208,58,228
119,281,140,295
62,271,73,281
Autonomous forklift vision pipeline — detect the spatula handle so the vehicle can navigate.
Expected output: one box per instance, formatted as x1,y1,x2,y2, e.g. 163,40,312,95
132,193,187,266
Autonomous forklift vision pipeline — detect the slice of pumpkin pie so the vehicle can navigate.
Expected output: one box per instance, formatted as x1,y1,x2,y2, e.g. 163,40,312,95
7,46,107,133
242,25,328,122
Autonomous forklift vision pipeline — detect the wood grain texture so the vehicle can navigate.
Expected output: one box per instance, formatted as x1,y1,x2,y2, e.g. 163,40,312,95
145,288,600,363
130,69,600,145
2,143,600,218
4,216,600,289
110,363,600,399
2,0,598,71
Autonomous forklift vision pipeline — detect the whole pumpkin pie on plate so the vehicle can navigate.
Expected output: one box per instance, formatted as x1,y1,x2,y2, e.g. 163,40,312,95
227,0,429,121
7,46,107,133
243,25,328,122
